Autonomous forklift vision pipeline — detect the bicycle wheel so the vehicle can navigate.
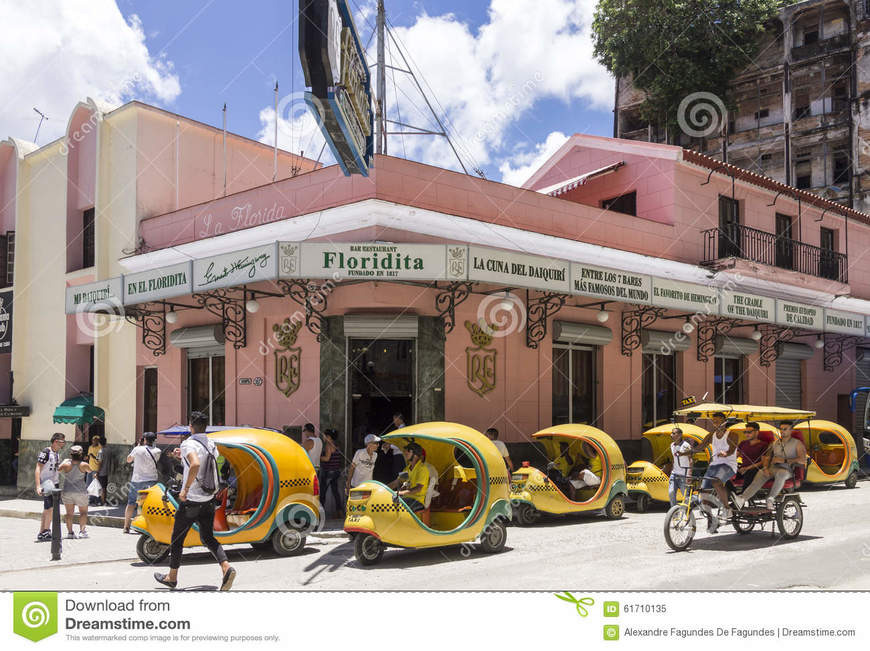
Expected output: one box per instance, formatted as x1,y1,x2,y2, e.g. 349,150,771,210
663,504,696,552
776,495,803,539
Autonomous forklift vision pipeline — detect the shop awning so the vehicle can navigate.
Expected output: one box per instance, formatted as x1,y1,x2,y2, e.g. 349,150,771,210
536,161,625,197
52,395,104,425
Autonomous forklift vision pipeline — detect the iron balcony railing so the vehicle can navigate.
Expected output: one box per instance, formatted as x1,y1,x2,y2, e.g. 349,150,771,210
702,224,848,283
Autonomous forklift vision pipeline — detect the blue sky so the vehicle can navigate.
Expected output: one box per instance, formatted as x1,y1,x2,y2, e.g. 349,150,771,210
3,0,614,185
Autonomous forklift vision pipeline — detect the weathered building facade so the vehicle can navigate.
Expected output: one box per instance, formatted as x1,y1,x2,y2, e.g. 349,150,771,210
616,0,870,214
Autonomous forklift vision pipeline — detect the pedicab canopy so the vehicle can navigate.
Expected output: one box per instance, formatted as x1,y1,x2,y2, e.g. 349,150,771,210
674,403,816,422
52,394,105,425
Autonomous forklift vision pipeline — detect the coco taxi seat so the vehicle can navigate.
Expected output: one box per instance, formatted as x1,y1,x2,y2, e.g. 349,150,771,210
213,489,229,532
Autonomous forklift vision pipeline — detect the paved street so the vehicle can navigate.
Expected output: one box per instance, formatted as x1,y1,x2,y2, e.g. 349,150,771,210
2,483,869,591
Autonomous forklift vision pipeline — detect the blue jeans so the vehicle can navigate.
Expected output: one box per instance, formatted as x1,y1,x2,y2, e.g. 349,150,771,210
668,474,687,507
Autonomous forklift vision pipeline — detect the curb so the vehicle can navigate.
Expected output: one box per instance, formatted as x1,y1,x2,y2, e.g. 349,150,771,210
0,508,125,528
0,508,349,539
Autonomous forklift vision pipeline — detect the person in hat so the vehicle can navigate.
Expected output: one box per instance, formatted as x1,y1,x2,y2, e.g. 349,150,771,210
347,434,380,491
59,445,91,538
34,432,65,542
389,442,430,512
124,431,162,533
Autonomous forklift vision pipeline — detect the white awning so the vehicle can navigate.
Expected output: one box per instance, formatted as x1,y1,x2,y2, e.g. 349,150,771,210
536,161,625,196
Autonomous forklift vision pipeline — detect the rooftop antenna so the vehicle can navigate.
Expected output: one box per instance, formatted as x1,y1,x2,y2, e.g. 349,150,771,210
32,108,47,144
374,1,472,175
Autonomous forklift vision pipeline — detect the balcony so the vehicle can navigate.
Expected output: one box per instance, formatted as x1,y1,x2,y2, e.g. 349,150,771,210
702,224,848,283
791,32,849,61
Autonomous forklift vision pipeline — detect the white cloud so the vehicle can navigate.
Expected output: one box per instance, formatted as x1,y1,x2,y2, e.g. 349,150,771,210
0,0,180,143
380,0,611,175
257,0,612,182
499,130,569,187
255,94,334,166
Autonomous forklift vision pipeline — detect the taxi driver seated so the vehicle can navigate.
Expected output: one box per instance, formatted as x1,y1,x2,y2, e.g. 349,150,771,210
567,441,602,496
388,442,430,512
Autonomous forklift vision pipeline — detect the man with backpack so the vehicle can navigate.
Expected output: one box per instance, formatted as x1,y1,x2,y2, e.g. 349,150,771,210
154,412,236,591
124,431,161,533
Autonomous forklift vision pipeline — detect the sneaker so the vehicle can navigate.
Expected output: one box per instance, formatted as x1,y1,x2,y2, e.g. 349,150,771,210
722,508,732,520
766,498,775,511
36,530,51,542
123,527,130,534
77,530,89,539
732,494,746,510
706,517,719,534
220,567,236,591
66,531,76,540
153,573,177,589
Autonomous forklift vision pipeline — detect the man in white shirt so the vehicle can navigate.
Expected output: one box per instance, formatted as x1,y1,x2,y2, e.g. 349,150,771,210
154,412,236,591
485,427,513,471
301,423,323,472
124,431,161,533
347,434,380,491
668,427,693,507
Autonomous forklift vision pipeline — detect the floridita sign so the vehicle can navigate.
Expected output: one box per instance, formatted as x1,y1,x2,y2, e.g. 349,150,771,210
278,242,466,281
65,241,870,339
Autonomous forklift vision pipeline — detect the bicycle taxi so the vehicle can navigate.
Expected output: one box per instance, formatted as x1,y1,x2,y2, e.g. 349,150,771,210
663,403,813,551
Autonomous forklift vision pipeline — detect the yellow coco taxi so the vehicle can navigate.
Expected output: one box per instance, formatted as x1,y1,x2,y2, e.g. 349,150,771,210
344,422,512,566
626,423,710,512
510,425,628,525
132,428,321,562
795,420,859,489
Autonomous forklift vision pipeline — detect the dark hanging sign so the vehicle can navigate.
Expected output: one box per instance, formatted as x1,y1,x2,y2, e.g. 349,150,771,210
0,289,12,353
0,404,29,418
299,0,373,176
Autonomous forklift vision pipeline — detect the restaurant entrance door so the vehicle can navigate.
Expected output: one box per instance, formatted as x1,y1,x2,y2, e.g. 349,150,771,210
348,338,415,450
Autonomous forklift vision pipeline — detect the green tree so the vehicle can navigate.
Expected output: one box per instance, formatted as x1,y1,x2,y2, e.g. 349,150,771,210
593,0,783,139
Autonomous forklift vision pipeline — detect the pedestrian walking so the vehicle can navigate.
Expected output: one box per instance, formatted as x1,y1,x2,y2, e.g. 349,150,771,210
319,429,344,517
124,432,161,533
34,432,65,542
485,427,513,471
154,411,236,591
86,433,102,501
347,434,379,491
372,438,404,484
59,445,91,538
95,433,113,506
301,423,323,472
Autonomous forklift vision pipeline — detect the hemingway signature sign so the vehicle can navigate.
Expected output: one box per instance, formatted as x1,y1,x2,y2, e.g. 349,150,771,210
192,244,278,291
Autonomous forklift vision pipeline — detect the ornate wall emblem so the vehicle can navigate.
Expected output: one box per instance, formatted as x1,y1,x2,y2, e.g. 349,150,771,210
273,318,303,397
447,246,467,279
279,243,300,276
465,320,497,396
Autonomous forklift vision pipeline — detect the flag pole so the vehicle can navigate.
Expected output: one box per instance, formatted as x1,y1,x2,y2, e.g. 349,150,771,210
273,82,279,182
222,103,227,196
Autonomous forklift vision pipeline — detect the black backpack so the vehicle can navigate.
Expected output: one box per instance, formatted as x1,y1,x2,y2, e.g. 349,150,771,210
190,435,219,495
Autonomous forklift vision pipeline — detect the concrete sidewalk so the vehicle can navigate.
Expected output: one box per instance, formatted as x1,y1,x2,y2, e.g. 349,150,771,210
0,497,347,538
